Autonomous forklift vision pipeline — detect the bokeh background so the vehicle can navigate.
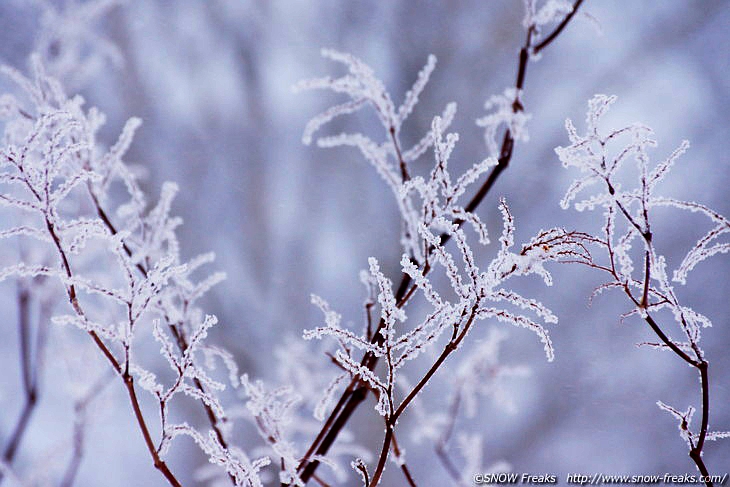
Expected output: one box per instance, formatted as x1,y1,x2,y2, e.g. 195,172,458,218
0,1,728,485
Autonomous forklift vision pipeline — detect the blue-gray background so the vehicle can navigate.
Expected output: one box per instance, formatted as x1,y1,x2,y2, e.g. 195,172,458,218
0,1,728,485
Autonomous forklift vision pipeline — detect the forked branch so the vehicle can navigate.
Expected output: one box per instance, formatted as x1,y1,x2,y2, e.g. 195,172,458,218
297,3,585,482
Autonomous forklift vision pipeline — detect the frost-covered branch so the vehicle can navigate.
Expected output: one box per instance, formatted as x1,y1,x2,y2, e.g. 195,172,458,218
0,57,264,487
294,3,585,483
301,74,585,487
556,95,728,484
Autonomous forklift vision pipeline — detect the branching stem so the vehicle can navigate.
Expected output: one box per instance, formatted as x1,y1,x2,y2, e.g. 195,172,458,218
588,170,715,485
296,4,585,483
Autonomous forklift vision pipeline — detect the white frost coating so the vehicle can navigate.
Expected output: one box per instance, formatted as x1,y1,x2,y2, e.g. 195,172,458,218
313,373,348,421
477,88,531,157
296,51,465,262
656,401,695,448
397,54,437,129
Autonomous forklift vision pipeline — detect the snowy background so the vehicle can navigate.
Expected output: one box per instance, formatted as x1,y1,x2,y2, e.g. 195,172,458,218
0,1,729,485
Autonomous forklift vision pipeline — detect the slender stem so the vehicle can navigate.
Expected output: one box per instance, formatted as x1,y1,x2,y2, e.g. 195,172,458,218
394,309,477,423
640,313,697,366
390,126,410,182
1,289,37,476
58,435,83,487
1,283,57,486
640,251,650,308
7,84,186,487
394,343,454,424
0,398,36,471
367,424,393,487
18,289,32,393
354,462,370,487
299,274,410,479
370,308,476,486
123,373,182,487
59,408,86,487
696,362,710,457
533,0,585,54
689,361,711,485
1,402,36,476
311,474,331,487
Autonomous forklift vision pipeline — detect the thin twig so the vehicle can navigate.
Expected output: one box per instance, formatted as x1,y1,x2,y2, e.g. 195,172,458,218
58,373,112,487
1,288,37,478
390,433,417,487
533,0,585,54
434,388,464,483
390,126,410,182
367,424,393,487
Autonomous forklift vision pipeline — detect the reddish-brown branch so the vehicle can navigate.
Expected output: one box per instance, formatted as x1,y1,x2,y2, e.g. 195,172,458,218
641,313,712,482
297,4,584,482
95,194,229,429
1,284,54,485
1,394,36,470
17,289,32,392
533,0,585,54
369,307,477,487
689,362,711,483
367,424,393,487
394,308,477,424
584,169,715,484
310,473,332,487
390,126,410,182
89,187,235,485
41,208,183,487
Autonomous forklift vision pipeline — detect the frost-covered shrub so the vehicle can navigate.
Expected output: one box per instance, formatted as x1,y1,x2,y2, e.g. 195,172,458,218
1,1,726,487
